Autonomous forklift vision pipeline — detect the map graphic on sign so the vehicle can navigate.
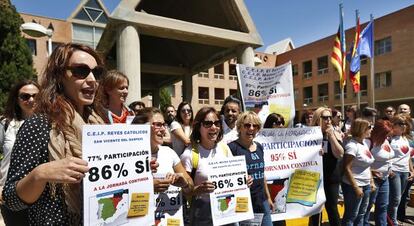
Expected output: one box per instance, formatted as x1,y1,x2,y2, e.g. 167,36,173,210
214,194,236,217
90,189,129,226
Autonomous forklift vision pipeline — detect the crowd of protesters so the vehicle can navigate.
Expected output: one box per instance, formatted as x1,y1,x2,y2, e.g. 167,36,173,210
0,43,414,226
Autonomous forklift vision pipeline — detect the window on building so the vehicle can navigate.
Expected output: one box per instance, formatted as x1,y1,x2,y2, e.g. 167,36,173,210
74,0,108,23
375,71,392,88
360,75,368,96
72,24,104,49
230,89,237,96
198,87,209,104
214,64,224,79
26,39,36,56
318,83,329,102
303,86,313,105
375,37,392,56
214,88,225,105
303,60,312,79
317,56,328,75
198,70,209,78
334,81,347,99
229,64,237,80
360,55,368,65
292,64,298,76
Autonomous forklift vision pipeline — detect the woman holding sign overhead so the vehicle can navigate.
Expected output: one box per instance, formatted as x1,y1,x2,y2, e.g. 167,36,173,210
228,111,274,226
180,107,234,225
2,43,107,225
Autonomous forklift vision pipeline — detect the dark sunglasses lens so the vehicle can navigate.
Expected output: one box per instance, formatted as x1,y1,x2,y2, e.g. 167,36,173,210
19,93,35,101
71,66,90,79
202,121,213,128
92,67,104,80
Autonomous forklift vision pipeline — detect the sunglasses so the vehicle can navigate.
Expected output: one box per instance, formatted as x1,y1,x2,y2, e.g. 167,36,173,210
201,120,221,128
243,123,260,129
181,109,192,113
67,64,105,80
395,122,407,127
19,93,37,101
321,116,332,120
152,122,168,129
272,121,284,126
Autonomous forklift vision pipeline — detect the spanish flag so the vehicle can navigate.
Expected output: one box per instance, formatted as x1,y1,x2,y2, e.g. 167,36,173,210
331,4,346,89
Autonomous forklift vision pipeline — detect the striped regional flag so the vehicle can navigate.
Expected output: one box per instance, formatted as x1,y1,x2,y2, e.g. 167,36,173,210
331,29,346,89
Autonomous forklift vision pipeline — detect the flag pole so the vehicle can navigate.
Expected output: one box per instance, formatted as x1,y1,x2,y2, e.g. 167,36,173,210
340,3,345,116
355,10,361,111
369,14,375,108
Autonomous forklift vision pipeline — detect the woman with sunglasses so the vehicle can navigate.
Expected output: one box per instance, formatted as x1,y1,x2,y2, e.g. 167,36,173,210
0,80,39,225
263,113,285,128
97,70,134,124
309,107,343,226
171,101,193,156
362,120,394,226
2,43,107,225
332,109,345,143
341,118,375,226
387,114,414,226
180,107,234,225
228,111,274,226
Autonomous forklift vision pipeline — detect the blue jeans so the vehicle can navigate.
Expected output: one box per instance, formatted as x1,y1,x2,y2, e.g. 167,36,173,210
342,183,371,226
363,177,389,226
388,171,409,225
261,199,273,226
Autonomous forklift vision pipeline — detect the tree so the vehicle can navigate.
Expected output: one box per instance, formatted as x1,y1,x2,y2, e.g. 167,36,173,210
159,87,172,111
0,0,36,112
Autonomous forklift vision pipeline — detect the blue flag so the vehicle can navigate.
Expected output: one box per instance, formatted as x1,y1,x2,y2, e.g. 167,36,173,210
358,21,374,58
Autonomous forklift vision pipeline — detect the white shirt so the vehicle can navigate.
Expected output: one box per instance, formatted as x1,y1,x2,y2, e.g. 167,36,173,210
221,117,238,144
371,139,395,177
390,136,412,172
170,121,191,156
343,139,375,186
152,145,181,174
180,142,233,201
0,119,24,186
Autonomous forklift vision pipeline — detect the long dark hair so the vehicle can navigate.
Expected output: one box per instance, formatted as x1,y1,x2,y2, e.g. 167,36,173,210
191,107,223,144
176,101,193,125
2,80,39,121
263,113,285,128
35,43,106,130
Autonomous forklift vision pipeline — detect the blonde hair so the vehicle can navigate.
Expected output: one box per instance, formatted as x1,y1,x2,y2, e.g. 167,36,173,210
311,107,331,126
236,111,262,133
350,118,370,138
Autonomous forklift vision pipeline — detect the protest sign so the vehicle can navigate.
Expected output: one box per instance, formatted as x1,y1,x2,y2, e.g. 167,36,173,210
237,62,295,126
208,156,254,225
83,124,154,226
153,173,183,226
254,127,325,221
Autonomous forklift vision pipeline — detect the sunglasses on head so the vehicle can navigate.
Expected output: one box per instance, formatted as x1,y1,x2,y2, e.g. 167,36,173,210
201,120,221,128
152,122,168,129
66,64,105,80
243,123,260,129
19,93,37,101
321,116,332,120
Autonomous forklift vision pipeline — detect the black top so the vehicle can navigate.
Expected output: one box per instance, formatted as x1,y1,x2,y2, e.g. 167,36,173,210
322,137,342,184
228,141,267,213
2,115,76,225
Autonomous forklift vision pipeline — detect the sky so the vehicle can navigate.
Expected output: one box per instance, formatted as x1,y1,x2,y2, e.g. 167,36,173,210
11,0,414,51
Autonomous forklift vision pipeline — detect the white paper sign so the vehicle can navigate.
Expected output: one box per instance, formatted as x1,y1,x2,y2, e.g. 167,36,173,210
208,156,254,225
82,124,155,226
153,173,183,226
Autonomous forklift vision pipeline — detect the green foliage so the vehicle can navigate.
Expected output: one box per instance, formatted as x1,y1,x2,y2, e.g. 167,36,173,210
0,0,36,112
159,87,171,111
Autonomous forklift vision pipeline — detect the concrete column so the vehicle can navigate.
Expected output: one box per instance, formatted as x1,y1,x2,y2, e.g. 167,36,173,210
239,46,255,67
152,88,160,108
182,74,193,103
117,25,141,103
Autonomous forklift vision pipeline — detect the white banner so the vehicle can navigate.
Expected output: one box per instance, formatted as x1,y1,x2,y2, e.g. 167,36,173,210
83,125,155,226
208,156,254,225
237,62,295,127
254,127,325,221
153,173,183,226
